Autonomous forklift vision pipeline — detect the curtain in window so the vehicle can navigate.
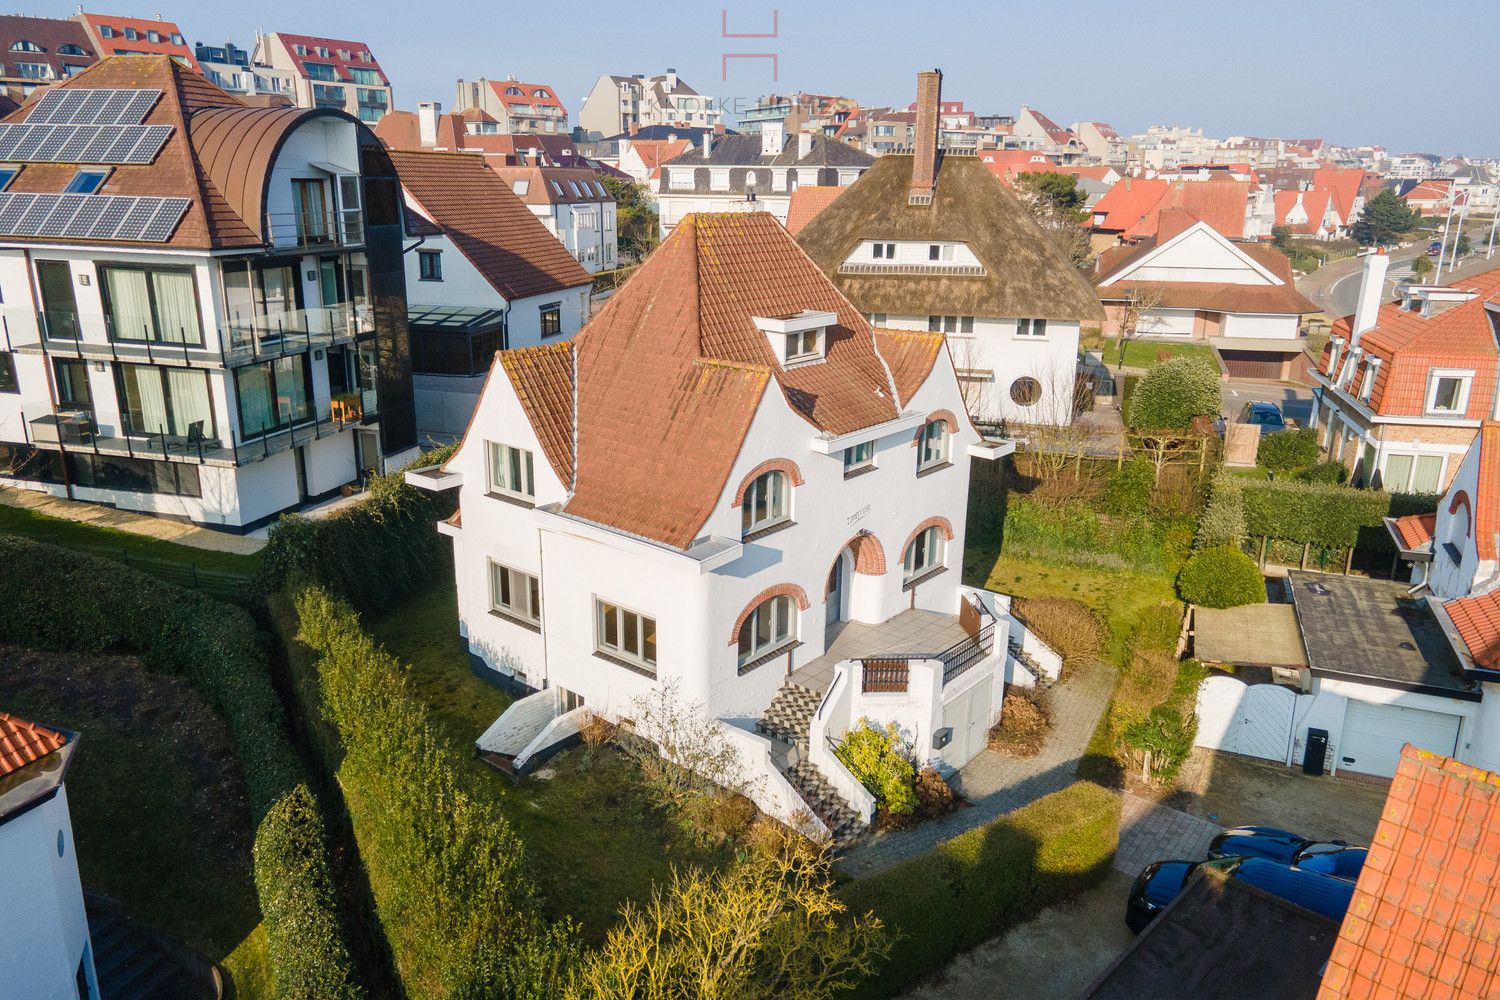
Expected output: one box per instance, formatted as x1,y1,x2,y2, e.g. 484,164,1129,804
151,271,201,344
274,356,310,424
1413,455,1443,494
166,369,211,437
104,268,152,341
120,365,168,436
237,364,275,437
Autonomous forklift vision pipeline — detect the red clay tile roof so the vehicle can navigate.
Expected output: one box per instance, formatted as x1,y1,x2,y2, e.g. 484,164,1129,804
1274,189,1335,234
1405,179,1453,203
267,32,386,84
387,149,592,301
488,80,565,114
875,330,944,403
1473,422,1500,563
1095,223,1316,315
1314,167,1366,222
494,212,931,549
785,186,845,235
1392,512,1437,550
488,164,610,206
1327,270,1500,420
1147,177,1251,239
1447,589,1500,671
1317,746,1500,1000
0,712,66,778
75,13,195,69
1091,177,1170,233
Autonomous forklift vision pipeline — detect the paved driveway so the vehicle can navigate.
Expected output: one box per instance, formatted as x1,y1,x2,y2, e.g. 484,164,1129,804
1220,379,1314,427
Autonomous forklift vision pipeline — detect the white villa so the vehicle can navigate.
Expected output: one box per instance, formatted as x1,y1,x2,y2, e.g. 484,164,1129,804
409,211,1060,839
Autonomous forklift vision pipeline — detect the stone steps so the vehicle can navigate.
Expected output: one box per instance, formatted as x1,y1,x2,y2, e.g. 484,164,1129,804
756,679,864,847
754,681,821,750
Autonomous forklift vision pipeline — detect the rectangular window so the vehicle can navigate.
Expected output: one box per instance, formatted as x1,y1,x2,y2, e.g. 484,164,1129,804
843,441,875,475
100,265,203,345
349,67,381,85
66,453,201,497
489,560,541,625
64,169,108,194
487,441,535,498
918,421,949,470
418,250,442,281
669,169,694,190
0,351,17,393
1017,318,1048,337
1426,372,1469,415
1382,452,1444,493
784,329,822,364
235,355,312,439
872,242,895,260
539,303,562,337
0,167,16,191
869,312,887,326
928,243,954,262
595,599,657,673
304,62,337,82
926,316,972,334
115,364,214,439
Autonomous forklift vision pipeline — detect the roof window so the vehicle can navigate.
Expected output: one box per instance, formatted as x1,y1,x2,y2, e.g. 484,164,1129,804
753,310,836,367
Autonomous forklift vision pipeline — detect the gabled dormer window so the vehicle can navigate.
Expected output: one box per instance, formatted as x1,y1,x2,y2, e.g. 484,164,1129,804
1426,370,1472,416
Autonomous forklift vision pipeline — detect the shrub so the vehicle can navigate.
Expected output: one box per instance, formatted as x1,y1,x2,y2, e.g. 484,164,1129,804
1296,460,1350,484
1195,472,1246,550
578,711,617,749
708,792,757,841
258,444,458,612
835,723,917,816
0,539,361,998
840,782,1120,997
1126,356,1221,431
1258,428,1319,473
988,686,1052,758
1015,597,1105,670
1120,706,1196,785
913,766,958,819
1239,477,1411,548
1101,456,1155,517
1177,546,1266,608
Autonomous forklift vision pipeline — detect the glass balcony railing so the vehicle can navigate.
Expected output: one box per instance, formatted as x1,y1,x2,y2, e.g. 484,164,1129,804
222,302,374,363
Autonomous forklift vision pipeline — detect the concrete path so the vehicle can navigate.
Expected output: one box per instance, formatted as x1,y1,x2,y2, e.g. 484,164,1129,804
837,662,1116,877
1113,793,1222,877
0,485,266,555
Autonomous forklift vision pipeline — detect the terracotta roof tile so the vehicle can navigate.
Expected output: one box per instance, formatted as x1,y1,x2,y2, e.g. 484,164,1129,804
785,185,845,235
1317,747,1500,1000
0,712,66,778
1096,225,1316,315
1092,177,1171,233
1472,422,1500,563
387,149,592,301
499,341,574,484
1392,512,1437,550
1447,589,1500,671
875,330,943,405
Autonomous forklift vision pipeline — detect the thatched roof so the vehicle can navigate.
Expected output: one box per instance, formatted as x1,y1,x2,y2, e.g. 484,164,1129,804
795,154,1104,323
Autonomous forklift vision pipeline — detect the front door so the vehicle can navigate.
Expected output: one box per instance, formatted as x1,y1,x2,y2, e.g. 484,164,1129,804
826,549,849,633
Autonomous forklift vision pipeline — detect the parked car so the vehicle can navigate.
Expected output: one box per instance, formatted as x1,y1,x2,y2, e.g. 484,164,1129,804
1238,401,1288,435
1208,826,1367,881
1428,241,1443,256
1126,856,1356,933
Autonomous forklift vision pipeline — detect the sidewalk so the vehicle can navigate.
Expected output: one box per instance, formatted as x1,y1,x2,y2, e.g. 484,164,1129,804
0,485,266,555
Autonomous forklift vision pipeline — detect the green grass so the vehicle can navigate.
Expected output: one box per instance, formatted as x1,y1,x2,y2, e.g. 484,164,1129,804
362,584,731,940
0,502,260,579
1097,339,1216,370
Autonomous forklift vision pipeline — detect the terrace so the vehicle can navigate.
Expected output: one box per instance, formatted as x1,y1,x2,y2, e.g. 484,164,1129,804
790,597,997,694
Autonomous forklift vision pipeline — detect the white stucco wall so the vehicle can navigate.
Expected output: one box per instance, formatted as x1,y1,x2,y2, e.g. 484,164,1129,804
0,786,95,1000
1221,313,1300,339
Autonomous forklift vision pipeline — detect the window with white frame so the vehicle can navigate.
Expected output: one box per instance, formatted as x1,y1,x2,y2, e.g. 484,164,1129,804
1382,452,1444,494
843,441,875,475
1359,360,1377,402
489,560,541,625
738,594,797,666
917,421,949,471
928,243,955,262
669,168,694,190
783,328,823,365
595,599,657,672
772,169,787,192
1016,318,1048,338
710,169,730,191
903,525,945,583
871,242,895,260
741,469,790,536
1425,370,1471,415
927,316,974,334
487,441,535,499
869,312,887,326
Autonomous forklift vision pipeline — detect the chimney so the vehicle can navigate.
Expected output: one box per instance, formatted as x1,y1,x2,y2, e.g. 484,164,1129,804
762,121,785,156
418,101,440,148
797,131,812,159
628,121,641,136
1350,248,1390,345
909,69,942,204
702,132,713,157
665,68,678,89
713,121,725,135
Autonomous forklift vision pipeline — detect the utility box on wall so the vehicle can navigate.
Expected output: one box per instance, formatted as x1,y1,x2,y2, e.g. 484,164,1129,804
1303,728,1329,776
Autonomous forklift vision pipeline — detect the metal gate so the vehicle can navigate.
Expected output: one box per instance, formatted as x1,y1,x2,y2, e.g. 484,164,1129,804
1195,676,1296,763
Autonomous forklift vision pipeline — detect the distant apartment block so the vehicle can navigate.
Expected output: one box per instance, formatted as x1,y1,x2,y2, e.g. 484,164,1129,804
578,69,721,139
251,32,391,124
72,12,195,71
453,77,568,135
740,91,857,135
193,40,294,104
0,16,98,102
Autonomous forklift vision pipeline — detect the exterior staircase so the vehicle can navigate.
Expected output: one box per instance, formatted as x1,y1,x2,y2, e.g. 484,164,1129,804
86,894,219,1000
1008,635,1049,686
756,680,863,846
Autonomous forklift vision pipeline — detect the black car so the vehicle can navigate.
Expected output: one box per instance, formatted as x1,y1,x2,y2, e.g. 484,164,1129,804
1126,856,1356,934
1207,826,1367,881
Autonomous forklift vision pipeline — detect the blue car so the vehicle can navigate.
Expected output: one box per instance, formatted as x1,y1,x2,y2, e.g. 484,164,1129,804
1126,856,1356,933
1238,401,1287,436
1207,827,1366,881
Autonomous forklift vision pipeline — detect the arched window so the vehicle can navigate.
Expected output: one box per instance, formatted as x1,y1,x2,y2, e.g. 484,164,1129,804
533,89,549,98
738,594,797,666
917,420,949,471
903,525,945,583
10,40,40,52
741,469,790,536
505,86,523,96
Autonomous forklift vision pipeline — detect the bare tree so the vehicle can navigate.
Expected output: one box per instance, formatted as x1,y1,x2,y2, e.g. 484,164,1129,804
621,681,748,813
949,335,995,428
1008,358,1098,480
1113,281,1168,374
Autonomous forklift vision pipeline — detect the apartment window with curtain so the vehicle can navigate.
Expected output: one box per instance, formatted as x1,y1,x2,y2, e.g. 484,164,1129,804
487,441,535,499
1381,453,1444,494
100,265,204,345
738,594,796,668
0,351,18,393
114,364,214,440
235,355,312,439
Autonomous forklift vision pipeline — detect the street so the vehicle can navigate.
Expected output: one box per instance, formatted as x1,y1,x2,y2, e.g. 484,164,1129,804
1296,233,1500,319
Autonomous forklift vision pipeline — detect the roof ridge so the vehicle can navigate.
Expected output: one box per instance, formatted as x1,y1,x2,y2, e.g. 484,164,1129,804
693,356,771,376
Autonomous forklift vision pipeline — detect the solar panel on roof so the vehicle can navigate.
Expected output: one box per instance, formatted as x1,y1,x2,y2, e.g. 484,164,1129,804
32,126,69,162
119,125,171,164
14,194,61,236
39,194,87,234
0,192,35,230
120,91,160,123
97,91,133,124
61,196,107,237
57,127,95,162
90,196,132,239
77,128,119,162
0,123,175,164
76,91,112,123
139,198,189,242
10,126,47,161
0,191,188,242
27,89,161,126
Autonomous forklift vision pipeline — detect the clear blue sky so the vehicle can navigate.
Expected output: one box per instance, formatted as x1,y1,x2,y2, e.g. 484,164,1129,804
34,0,1499,155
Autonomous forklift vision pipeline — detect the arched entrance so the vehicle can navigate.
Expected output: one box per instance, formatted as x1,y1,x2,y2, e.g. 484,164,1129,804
824,531,886,637
826,547,852,635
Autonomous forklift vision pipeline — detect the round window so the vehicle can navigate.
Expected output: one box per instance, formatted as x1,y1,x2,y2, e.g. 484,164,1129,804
1010,377,1042,406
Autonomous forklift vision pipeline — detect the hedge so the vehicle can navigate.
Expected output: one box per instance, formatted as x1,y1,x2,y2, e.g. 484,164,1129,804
839,781,1120,997
289,586,574,998
257,443,458,613
1197,474,1441,553
0,538,362,999
1177,546,1265,608
1257,428,1319,473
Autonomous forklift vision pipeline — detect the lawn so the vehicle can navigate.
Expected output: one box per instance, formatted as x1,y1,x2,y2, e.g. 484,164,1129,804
0,646,269,997
363,584,731,940
1096,339,1216,370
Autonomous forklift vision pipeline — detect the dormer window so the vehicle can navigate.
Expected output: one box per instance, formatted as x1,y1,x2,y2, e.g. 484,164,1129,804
1426,370,1471,416
784,328,823,364
754,310,834,368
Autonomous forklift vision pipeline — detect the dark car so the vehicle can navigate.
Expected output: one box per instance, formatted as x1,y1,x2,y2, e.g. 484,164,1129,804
1126,856,1356,933
1208,827,1367,881
1238,401,1288,435
1428,241,1443,256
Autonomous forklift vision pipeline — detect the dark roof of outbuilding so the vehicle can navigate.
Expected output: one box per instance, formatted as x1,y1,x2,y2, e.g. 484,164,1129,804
663,133,873,169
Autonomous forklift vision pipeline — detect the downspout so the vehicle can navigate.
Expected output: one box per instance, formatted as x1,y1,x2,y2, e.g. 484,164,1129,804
22,248,73,500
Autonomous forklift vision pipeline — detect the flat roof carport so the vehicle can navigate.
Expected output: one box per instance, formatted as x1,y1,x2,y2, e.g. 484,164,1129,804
1193,602,1308,668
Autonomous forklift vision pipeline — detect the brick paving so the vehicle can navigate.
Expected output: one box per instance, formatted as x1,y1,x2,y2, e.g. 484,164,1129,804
836,662,1117,877
1112,793,1223,877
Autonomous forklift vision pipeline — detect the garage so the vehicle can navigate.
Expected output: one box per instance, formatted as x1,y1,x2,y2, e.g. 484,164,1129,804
942,675,994,768
1139,309,1196,337
1219,349,1293,380
1339,700,1461,778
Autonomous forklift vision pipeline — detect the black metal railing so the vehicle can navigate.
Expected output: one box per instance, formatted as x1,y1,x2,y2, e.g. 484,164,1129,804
854,595,999,690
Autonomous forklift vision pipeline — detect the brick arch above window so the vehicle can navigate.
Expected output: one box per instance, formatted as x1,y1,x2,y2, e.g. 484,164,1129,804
728,583,811,645
911,409,960,447
730,458,805,507
902,515,955,557
1449,490,1472,536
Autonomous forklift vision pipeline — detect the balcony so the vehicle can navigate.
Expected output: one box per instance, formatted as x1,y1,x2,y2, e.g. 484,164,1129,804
221,301,374,365
262,209,365,251
790,596,997,694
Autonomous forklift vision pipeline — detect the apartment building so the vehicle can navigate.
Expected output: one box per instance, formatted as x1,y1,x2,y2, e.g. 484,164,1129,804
489,163,617,272
740,91,857,136
577,69,721,139
0,56,418,531
251,32,391,124
0,15,97,101
193,40,295,105
1312,255,1500,493
453,77,568,135
72,12,195,71
1073,121,1127,164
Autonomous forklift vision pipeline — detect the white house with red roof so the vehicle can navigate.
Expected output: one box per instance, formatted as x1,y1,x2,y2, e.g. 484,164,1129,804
1402,178,1454,216
251,31,391,124
0,712,96,999
407,211,1060,840
453,77,567,135
1013,105,1080,158
1072,121,1126,164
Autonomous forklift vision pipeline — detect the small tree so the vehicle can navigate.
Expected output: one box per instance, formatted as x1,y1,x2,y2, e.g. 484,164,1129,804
1410,253,1434,279
1177,546,1266,608
1351,189,1417,247
622,682,747,814
1126,356,1220,484
601,175,659,262
1270,224,1293,251
1015,171,1093,271
1113,281,1168,374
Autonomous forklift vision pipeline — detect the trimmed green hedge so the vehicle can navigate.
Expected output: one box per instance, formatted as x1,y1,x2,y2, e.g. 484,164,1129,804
1197,474,1441,554
1177,546,1265,608
289,586,574,998
839,782,1120,997
257,444,458,613
1257,428,1319,473
0,538,361,999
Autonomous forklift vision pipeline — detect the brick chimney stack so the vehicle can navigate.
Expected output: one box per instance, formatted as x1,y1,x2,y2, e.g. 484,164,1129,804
909,68,942,205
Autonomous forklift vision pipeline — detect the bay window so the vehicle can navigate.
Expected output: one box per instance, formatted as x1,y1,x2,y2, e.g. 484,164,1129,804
489,560,541,626
903,526,945,584
101,265,203,345
738,594,796,667
595,599,657,673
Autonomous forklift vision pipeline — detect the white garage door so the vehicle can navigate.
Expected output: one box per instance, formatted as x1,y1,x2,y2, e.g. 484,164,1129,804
1140,309,1196,337
942,676,994,768
1340,701,1461,778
